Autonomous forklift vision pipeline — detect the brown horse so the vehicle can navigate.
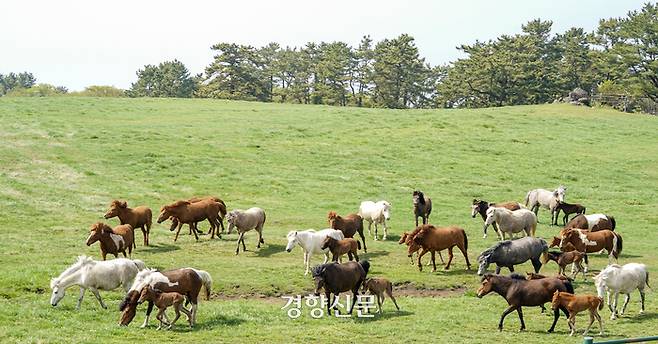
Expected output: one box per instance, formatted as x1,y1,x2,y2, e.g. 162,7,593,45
413,190,432,227
471,199,522,236
86,222,133,260
362,277,400,314
477,273,573,332
157,199,223,241
543,251,586,279
138,286,192,330
552,200,586,226
565,214,616,231
401,229,444,265
559,229,622,272
411,224,470,272
168,196,228,236
312,261,369,315
119,268,204,327
328,211,367,253
552,291,604,336
321,236,360,262
104,200,152,247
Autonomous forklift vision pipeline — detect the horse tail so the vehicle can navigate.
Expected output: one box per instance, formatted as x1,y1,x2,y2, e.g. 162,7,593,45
564,279,575,294
609,216,616,230
132,259,147,270
360,260,370,275
357,240,361,250
582,206,586,214
462,229,468,251
613,233,622,259
524,191,531,207
218,201,227,218
192,269,213,300
645,271,651,289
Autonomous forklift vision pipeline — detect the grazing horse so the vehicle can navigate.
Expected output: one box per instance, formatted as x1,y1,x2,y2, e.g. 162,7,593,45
477,273,573,332
328,211,367,253
412,190,432,227
321,236,360,262
157,199,223,241
285,229,345,275
594,263,649,320
552,291,604,336
50,256,146,309
312,261,370,315
119,268,211,327
104,200,152,247
565,214,616,231
559,229,622,272
524,185,566,221
357,200,391,241
86,222,134,260
483,207,537,240
411,224,470,272
226,207,266,255
471,199,523,238
552,200,586,226
477,237,548,275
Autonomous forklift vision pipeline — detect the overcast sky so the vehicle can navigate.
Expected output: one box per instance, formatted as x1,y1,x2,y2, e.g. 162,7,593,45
1,1,649,91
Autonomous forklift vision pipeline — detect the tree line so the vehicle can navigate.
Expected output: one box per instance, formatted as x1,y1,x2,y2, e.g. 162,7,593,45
3,3,656,112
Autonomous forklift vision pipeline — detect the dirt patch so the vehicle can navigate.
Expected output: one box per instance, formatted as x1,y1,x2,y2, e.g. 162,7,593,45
393,282,467,298
210,292,284,304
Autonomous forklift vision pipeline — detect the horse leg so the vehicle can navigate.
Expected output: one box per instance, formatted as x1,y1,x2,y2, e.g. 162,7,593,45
241,233,247,251
640,289,646,314
367,221,373,237
325,291,332,316
353,250,359,262
374,223,379,241
596,311,604,335
76,287,86,310
89,288,107,309
458,242,471,269
430,251,437,272
583,254,589,273
516,307,526,331
417,248,428,272
611,292,619,320
257,228,263,248
383,220,388,241
359,229,367,253
444,247,454,270
583,310,595,336
179,304,193,327
495,265,502,274
438,250,445,264
304,252,311,275
498,305,516,331
415,216,419,228
235,232,244,255
530,258,542,273
620,293,630,315
348,290,359,314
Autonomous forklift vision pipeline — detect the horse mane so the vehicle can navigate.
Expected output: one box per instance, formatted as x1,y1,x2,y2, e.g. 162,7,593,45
167,200,191,209
407,225,427,244
111,200,127,208
509,273,526,280
51,256,95,288
327,211,338,220
360,260,370,275
478,240,512,261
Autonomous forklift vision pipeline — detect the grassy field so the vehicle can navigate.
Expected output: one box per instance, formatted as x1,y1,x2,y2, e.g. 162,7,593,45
0,97,657,343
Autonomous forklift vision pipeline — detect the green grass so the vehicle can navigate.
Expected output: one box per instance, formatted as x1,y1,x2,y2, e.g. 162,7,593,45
0,97,657,343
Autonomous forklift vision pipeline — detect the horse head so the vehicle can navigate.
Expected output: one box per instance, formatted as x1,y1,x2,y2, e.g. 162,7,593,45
49,279,65,306
311,265,327,295
412,191,425,206
86,222,107,246
477,253,492,276
476,273,495,297
554,186,567,202
471,200,484,218
381,201,391,221
285,231,298,252
320,236,332,250
104,200,127,219
157,206,172,224
118,290,139,326
327,211,338,226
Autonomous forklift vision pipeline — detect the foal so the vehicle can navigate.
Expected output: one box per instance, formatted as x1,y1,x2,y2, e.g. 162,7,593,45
552,291,604,336
544,251,586,279
362,277,400,314
138,286,192,330
553,200,586,226
328,211,367,253
321,236,360,262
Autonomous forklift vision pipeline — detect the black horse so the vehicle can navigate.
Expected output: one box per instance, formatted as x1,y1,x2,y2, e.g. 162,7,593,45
312,260,370,315
413,190,432,227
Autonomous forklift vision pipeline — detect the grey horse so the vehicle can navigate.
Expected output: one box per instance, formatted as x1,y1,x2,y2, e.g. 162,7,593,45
226,207,266,255
477,237,548,275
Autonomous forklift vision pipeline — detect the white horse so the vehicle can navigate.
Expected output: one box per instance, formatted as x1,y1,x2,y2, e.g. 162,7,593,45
483,207,537,240
285,229,345,275
50,256,146,309
594,263,650,320
357,200,391,241
524,185,566,221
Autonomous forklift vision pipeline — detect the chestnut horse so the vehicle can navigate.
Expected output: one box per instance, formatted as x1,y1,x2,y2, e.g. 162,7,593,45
411,224,470,272
168,196,227,237
559,229,622,272
551,291,604,336
157,199,223,241
86,222,133,260
328,211,367,253
477,273,573,332
104,200,152,247
400,229,444,265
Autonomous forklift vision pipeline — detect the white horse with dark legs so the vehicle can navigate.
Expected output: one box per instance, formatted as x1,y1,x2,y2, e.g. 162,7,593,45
50,256,146,309
483,207,537,241
594,263,650,320
285,229,344,275
524,185,566,223
357,200,391,241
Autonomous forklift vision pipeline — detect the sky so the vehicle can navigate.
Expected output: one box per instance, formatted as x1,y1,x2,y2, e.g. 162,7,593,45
1,0,650,91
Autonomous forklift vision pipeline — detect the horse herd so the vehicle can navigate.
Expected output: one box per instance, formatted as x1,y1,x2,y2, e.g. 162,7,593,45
48,186,650,336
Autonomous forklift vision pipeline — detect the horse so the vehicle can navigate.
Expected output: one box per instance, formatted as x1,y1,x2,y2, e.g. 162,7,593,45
362,277,400,314
226,207,266,255
104,200,152,247
524,185,566,222
565,214,616,231
50,256,146,309
321,236,360,262
411,224,470,272
119,268,211,327
483,207,537,240
85,222,134,260
285,229,345,275
594,263,649,320
400,229,444,265
552,200,586,226
357,200,391,241
312,260,369,315
477,237,548,275
559,229,622,272
543,251,586,280
477,273,573,332
412,190,432,227
552,291,604,336
328,211,367,253
471,199,523,238
167,196,228,237
157,199,223,241
138,286,192,330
